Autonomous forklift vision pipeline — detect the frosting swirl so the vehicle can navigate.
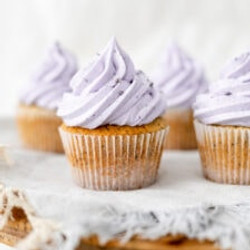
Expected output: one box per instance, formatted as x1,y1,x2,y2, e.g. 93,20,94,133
150,42,207,108
220,50,250,81
20,42,78,110
194,52,250,126
57,38,166,129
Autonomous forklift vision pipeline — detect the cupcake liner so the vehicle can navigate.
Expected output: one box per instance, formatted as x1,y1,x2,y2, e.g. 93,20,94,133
194,120,250,184
59,127,168,190
163,109,197,150
17,105,64,153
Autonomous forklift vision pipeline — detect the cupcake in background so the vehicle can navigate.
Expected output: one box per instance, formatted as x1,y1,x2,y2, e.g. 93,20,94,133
151,42,207,150
58,38,168,191
194,50,250,184
17,42,78,153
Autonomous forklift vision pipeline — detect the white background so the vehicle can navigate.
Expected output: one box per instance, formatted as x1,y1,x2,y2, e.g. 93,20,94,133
1,0,250,116
1,2,250,249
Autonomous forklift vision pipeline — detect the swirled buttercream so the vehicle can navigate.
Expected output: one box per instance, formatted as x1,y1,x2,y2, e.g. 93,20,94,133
20,42,78,110
194,50,250,126
57,38,166,129
151,42,207,108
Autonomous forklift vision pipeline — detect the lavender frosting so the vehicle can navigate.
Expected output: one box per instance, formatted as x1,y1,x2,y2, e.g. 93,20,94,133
150,42,207,109
220,51,250,81
57,38,166,129
20,42,78,110
194,51,250,127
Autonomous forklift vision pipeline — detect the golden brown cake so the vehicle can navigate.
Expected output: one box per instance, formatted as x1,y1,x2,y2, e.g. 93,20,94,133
150,42,207,150
57,38,169,190
17,42,78,153
163,109,197,150
17,104,64,153
193,49,250,185
59,117,168,190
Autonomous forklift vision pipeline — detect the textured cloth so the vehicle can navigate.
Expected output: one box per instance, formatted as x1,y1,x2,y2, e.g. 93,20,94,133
1,119,250,250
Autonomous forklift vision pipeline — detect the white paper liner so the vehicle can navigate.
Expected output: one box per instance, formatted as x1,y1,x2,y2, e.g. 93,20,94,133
194,120,250,184
59,128,168,190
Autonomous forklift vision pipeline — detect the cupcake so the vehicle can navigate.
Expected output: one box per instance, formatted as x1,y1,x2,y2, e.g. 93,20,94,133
17,42,78,153
151,42,207,150
194,50,250,184
57,38,168,191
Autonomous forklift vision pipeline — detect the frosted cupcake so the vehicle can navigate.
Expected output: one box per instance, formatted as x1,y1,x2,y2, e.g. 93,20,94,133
58,38,168,191
194,50,250,184
151,43,207,150
17,42,78,153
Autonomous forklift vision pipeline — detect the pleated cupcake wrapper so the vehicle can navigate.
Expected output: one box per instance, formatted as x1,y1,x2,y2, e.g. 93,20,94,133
194,120,250,184
17,106,64,153
59,127,168,190
163,109,197,150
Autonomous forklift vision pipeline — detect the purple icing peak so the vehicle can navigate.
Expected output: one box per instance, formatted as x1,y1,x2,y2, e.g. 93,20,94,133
71,37,135,95
194,50,250,127
151,42,207,108
20,42,78,110
220,50,250,80
58,38,166,129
